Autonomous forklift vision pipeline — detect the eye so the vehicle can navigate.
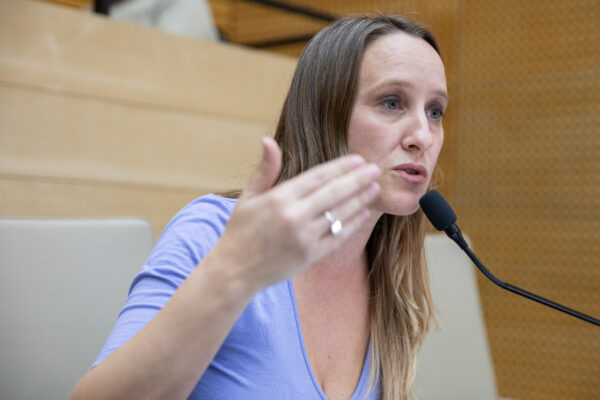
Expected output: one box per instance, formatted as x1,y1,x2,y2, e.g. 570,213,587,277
382,96,401,111
427,106,445,120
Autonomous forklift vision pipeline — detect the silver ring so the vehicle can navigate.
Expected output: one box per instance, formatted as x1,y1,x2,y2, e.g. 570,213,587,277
324,211,342,236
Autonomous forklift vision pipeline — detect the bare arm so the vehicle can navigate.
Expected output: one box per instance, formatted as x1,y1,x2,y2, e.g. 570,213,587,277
70,248,258,400
70,138,380,400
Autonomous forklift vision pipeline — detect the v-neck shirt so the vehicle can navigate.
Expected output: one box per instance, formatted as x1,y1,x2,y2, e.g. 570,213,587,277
93,194,380,399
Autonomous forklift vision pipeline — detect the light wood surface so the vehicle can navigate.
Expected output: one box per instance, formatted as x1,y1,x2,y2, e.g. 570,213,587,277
0,0,296,238
0,1,294,123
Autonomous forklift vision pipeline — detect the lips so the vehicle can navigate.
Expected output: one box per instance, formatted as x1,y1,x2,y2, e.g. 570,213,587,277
393,163,428,184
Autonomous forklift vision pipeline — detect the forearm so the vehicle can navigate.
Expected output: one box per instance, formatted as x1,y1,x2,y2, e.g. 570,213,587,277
71,143,380,399
70,252,257,400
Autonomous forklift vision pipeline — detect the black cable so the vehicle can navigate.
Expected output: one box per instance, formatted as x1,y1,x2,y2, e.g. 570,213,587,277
421,190,600,327
243,0,337,22
93,0,110,15
446,225,600,327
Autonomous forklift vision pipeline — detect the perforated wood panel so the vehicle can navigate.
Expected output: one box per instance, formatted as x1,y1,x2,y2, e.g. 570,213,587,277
209,1,459,51
450,2,600,399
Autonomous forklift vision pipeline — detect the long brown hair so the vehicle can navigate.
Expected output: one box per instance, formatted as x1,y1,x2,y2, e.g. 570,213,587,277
273,16,440,400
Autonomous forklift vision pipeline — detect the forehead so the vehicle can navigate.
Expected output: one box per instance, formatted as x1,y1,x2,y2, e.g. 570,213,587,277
358,32,447,92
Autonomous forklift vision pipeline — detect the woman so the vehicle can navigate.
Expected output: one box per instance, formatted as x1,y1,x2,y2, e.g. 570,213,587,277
71,15,448,400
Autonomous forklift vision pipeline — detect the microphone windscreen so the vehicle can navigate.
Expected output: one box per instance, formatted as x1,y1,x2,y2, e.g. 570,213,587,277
419,190,457,231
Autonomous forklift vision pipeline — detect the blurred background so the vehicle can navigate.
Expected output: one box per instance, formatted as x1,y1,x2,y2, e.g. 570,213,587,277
1,1,599,399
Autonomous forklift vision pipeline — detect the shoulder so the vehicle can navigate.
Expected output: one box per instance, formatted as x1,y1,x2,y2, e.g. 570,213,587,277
171,193,238,221
160,194,237,237
145,194,238,271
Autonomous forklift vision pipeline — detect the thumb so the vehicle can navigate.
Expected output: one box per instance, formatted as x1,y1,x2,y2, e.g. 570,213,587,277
244,137,282,197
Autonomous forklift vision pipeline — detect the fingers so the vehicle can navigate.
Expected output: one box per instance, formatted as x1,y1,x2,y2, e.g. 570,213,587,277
264,153,380,243
221,139,384,289
244,137,282,197
295,163,380,253
323,182,380,228
284,160,380,231
306,181,379,238
278,154,368,198
316,206,373,251
303,163,381,219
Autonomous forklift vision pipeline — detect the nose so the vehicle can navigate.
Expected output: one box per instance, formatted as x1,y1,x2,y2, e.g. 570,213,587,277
401,110,433,152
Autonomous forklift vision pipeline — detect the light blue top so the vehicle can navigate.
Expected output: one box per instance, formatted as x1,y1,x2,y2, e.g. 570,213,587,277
94,194,380,399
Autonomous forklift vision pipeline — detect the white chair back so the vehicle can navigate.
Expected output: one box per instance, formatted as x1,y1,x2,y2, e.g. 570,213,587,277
414,234,499,400
0,218,154,400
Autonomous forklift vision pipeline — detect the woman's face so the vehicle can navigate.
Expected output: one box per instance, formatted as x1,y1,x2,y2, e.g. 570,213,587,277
347,32,447,216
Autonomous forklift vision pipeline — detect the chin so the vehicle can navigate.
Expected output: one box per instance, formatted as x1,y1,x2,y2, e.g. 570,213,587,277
374,191,422,216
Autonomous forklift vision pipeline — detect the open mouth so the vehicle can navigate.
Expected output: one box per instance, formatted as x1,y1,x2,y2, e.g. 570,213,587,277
394,163,428,183
395,164,427,177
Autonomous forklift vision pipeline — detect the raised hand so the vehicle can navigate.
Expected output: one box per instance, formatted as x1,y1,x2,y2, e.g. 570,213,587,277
209,137,381,291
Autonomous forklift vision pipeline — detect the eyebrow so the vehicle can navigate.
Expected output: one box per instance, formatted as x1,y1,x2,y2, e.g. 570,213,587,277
367,80,449,102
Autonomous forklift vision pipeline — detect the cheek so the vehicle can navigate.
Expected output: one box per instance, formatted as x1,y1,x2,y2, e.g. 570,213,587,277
432,133,444,163
347,116,389,160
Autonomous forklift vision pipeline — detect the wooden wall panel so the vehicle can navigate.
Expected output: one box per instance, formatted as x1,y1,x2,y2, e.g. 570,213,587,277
0,85,268,191
0,0,295,124
450,1,600,399
0,176,201,239
0,0,297,238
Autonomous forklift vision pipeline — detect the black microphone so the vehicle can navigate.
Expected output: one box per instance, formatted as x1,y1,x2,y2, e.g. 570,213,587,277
419,190,600,327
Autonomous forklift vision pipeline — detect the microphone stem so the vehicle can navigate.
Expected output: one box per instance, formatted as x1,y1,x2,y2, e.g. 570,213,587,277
445,225,600,327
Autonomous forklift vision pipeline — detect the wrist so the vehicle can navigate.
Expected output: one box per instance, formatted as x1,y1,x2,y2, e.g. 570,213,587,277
196,247,261,310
